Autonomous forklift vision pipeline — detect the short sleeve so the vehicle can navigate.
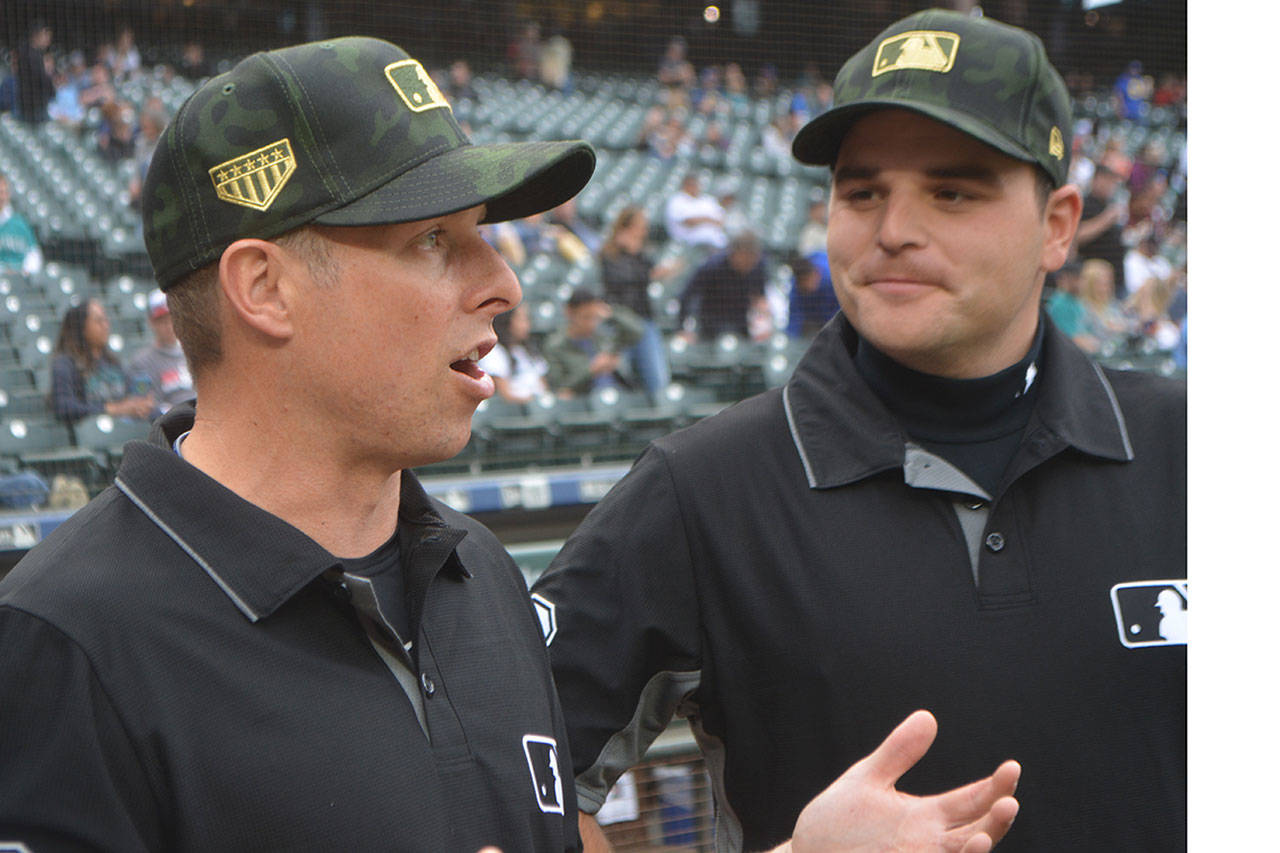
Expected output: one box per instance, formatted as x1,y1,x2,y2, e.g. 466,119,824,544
531,445,703,812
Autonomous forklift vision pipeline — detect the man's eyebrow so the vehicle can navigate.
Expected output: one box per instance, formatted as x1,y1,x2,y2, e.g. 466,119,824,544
924,164,1001,183
833,165,876,183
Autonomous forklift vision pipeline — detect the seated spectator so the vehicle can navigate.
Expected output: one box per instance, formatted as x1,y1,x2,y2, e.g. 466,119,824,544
129,107,167,208
1044,262,1096,353
507,20,542,81
1124,234,1173,303
480,220,527,269
657,36,694,92
761,111,803,160
717,184,750,239
722,63,750,114
446,59,477,101
1050,258,1128,355
786,251,840,339
539,33,573,93
796,197,828,256
599,205,680,398
48,64,86,128
691,65,724,114
97,100,137,164
664,172,727,250
179,41,210,80
478,303,548,405
1124,271,1181,352
646,110,694,161
700,119,730,152
543,288,644,398
105,27,142,82
548,197,601,256
512,212,563,259
678,231,769,341
78,62,116,113
1113,60,1151,121
126,291,193,416
0,172,43,275
1075,163,1129,297
49,299,154,425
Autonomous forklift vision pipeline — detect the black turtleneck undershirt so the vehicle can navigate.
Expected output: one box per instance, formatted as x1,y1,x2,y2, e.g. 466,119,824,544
853,321,1046,497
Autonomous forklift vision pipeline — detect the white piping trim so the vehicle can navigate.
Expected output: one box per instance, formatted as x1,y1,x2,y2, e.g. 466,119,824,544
1088,361,1135,460
115,476,262,622
782,384,819,489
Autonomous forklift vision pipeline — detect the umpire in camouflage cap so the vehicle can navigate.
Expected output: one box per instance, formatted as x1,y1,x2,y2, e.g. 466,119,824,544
789,7,1081,379
0,37,596,850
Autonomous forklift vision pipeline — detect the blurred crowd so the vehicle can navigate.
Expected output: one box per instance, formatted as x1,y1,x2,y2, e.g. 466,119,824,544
0,17,1187,493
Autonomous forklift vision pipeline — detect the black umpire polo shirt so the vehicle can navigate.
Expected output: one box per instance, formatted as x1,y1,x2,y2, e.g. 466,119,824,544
0,407,578,851
534,313,1186,851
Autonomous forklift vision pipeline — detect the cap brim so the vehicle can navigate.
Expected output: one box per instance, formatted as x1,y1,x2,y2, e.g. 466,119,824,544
313,139,595,227
792,100,1036,170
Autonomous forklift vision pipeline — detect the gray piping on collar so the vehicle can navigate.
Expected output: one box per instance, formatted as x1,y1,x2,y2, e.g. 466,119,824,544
782,383,819,489
1088,361,1135,460
115,476,262,622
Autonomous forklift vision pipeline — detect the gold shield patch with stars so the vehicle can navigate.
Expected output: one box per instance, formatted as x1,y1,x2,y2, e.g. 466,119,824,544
872,30,960,77
209,139,296,212
384,59,450,113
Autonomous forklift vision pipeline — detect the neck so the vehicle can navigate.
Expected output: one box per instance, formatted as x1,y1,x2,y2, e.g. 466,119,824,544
855,321,1044,439
178,380,402,558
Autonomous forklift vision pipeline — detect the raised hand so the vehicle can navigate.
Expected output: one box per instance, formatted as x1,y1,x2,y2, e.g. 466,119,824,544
778,710,1020,853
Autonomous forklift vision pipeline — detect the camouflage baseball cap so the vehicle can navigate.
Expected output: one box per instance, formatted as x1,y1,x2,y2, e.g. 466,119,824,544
143,36,596,289
792,9,1071,186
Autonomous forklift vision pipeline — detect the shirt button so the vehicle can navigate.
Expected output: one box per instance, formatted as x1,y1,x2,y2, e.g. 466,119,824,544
420,674,436,698
985,532,1006,552
966,500,987,511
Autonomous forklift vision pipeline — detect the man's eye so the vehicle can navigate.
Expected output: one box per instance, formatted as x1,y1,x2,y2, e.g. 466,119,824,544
418,230,442,249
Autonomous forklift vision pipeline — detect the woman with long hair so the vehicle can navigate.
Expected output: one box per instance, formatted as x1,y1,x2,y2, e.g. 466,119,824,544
49,298,153,424
478,302,548,404
599,205,678,398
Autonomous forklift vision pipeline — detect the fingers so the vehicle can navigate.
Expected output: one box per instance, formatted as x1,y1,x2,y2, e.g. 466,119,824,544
982,795,1020,845
958,833,993,853
930,759,1019,826
857,709,938,786
942,773,1018,845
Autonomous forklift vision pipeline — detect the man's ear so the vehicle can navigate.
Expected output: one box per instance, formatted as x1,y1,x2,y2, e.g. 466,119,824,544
1041,183,1084,273
218,238,297,342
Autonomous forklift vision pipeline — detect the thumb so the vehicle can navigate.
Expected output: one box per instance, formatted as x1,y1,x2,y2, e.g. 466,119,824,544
857,710,938,786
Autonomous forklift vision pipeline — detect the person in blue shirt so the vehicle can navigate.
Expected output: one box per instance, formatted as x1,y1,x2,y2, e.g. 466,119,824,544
786,250,841,338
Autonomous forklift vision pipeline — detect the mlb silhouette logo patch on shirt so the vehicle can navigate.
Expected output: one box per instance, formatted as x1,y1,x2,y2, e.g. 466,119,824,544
522,734,565,814
1110,580,1187,648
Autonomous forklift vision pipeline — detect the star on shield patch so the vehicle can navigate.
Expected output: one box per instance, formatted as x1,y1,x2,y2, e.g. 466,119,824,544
209,139,296,212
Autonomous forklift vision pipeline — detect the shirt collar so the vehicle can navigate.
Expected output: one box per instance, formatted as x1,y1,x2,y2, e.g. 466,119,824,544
783,312,1134,491
116,402,468,622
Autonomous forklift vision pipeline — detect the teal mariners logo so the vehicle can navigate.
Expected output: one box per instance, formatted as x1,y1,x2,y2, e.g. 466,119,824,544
209,139,296,212
872,30,960,77
384,59,450,113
